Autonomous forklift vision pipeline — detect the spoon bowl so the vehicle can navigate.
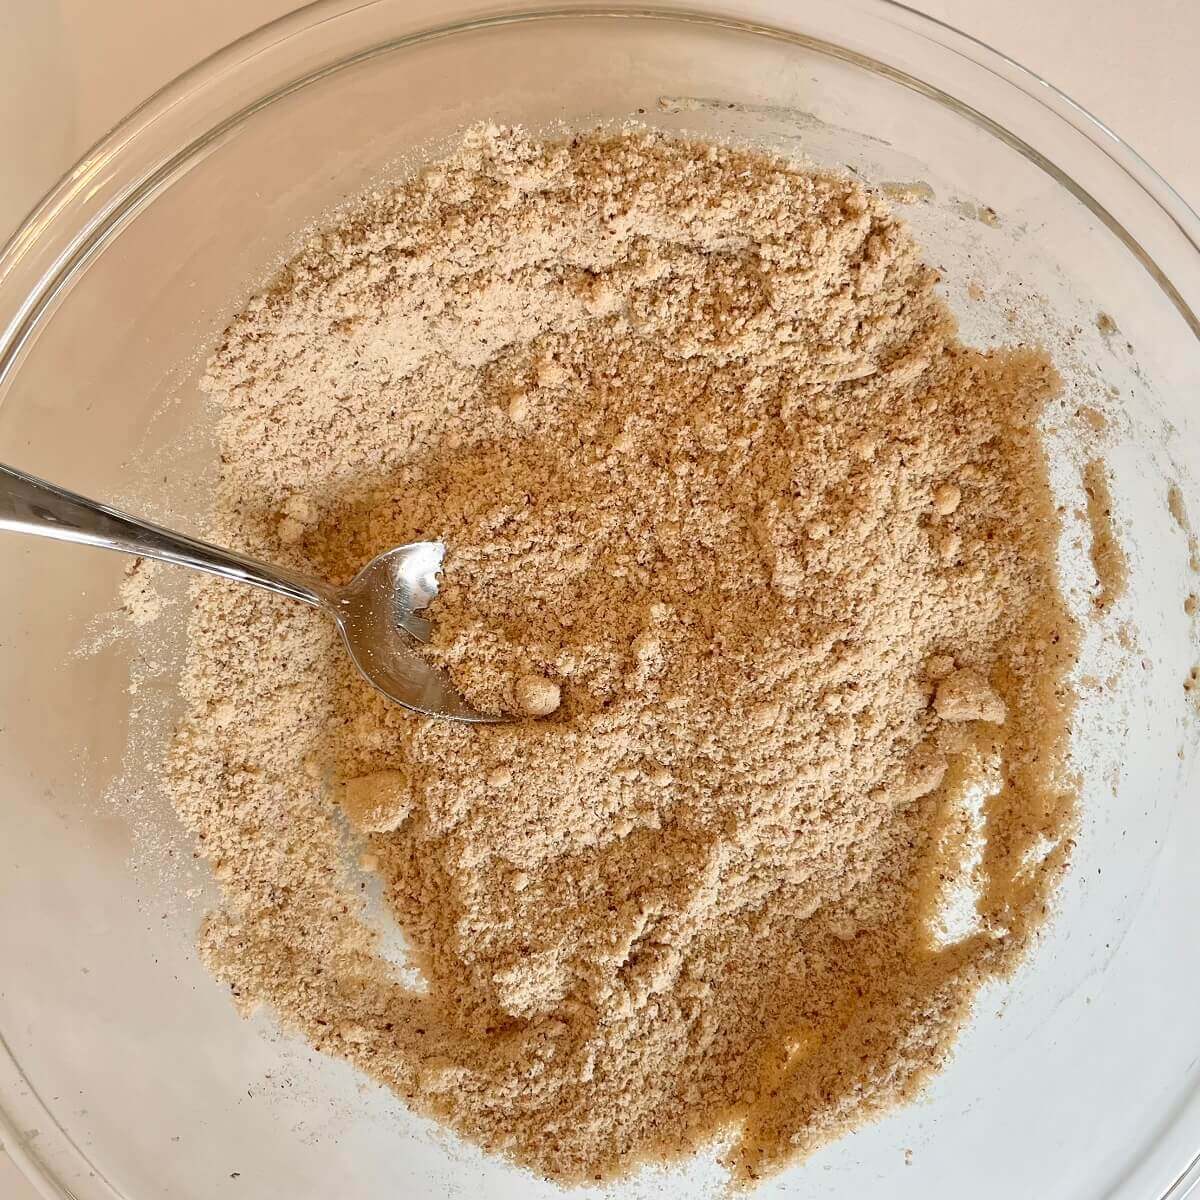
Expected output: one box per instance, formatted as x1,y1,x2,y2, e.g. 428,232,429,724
332,540,495,721
0,464,496,722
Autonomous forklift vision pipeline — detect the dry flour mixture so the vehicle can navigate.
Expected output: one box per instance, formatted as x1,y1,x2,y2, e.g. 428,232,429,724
171,127,1077,1185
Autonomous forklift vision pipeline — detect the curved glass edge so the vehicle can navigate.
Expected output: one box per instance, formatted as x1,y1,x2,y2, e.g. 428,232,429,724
878,0,1200,244
1165,1153,1200,1200
1,0,1198,296
2,0,1199,384
0,3,1197,1199
0,1028,124,1199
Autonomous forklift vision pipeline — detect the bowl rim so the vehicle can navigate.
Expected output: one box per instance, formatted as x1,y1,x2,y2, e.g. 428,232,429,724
1,0,1199,392
0,3,1197,1199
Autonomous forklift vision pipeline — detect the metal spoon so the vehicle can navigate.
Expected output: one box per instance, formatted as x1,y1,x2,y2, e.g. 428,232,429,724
0,463,495,722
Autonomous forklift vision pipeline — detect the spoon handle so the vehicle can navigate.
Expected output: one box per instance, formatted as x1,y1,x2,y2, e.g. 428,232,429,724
0,463,329,608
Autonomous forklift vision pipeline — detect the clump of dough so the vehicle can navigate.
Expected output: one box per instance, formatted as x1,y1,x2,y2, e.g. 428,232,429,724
932,481,962,515
340,769,414,833
513,673,561,717
278,492,318,544
933,668,1007,724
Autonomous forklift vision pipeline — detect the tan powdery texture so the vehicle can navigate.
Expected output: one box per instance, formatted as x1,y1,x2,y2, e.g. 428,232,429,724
172,128,1078,1186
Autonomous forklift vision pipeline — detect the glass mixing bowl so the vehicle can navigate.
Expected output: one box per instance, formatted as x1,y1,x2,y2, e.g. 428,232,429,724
1,2,1198,1197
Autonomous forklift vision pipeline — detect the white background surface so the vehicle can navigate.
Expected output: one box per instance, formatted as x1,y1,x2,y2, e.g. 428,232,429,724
0,1,1197,1196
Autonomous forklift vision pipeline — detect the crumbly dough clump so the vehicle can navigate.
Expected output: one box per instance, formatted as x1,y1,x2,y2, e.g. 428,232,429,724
171,127,1077,1187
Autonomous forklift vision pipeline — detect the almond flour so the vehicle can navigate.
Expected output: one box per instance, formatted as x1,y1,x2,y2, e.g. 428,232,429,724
170,127,1078,1187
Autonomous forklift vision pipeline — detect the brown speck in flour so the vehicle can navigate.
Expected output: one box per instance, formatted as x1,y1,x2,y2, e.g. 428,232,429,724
118,557,165,626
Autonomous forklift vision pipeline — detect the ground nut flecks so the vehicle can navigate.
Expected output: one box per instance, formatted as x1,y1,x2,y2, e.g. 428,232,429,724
172,126,1078,1189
